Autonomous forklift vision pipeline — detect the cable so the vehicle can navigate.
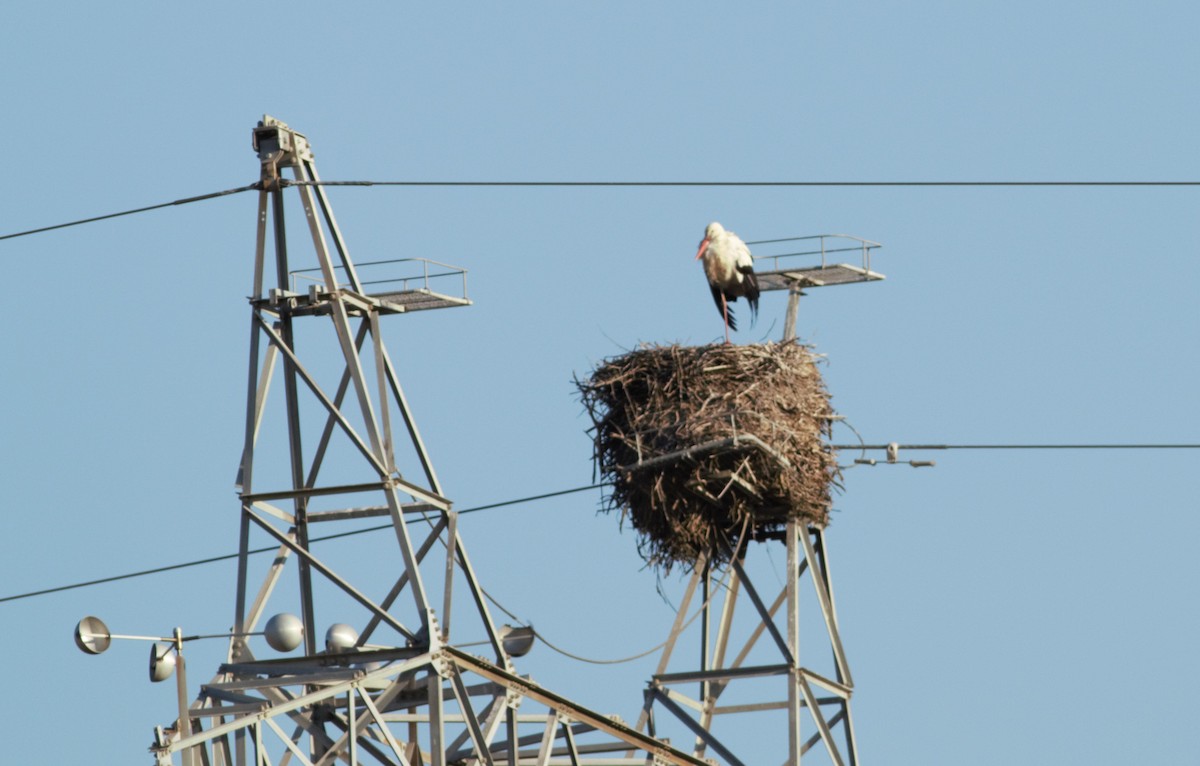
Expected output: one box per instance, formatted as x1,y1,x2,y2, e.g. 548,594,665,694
282,180,1200,188
0,551,261,604
0,482,605,604
475,517,756,667
0,183,259,242
3,178,1194,243
516,566,733,666
307,483,608,548
4,441,1197,605
831,443,1200,451
531,623,671,666
470,566,728,666
423,510,690,666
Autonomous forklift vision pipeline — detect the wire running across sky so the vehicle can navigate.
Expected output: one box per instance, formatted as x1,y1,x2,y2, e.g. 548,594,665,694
1,178,1197,243
835,442,1200,451
0,183,259,242
0,483,606,605
286,179,1200,188
4,440,1199,605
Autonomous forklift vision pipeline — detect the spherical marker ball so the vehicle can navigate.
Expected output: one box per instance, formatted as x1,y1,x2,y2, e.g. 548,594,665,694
325,623,359,653
264,613,304,653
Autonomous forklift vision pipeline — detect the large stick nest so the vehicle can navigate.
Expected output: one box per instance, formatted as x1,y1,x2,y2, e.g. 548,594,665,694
576,342,839,573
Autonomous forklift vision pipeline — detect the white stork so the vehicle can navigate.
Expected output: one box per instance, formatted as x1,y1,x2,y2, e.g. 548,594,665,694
695,221,760,344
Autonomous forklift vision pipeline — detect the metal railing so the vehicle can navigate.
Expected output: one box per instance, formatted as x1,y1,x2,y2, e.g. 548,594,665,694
746,233,882,275
290,257,469,300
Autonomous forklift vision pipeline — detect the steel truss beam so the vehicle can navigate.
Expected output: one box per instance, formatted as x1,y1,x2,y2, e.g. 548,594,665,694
158,647,718,766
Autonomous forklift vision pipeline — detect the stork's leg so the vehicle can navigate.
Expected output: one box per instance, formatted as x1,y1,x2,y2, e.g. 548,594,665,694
722,294,731,344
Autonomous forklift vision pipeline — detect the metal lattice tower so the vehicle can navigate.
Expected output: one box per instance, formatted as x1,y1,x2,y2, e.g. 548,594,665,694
69,116,887,765
145,116,719,766
633,521,860,765
622,236,882,765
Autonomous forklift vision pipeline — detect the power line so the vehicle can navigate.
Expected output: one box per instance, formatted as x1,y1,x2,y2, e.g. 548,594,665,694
7,439,1198,605
283,180,1200,188
2,179,1194,244
6,439,1200,604
6,437,1200,606
0,483,605,605
834,443,1200,451
834,442,1200,468
0,183,259,242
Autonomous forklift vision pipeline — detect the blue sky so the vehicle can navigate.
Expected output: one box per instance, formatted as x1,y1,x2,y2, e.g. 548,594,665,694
2,2,1198,763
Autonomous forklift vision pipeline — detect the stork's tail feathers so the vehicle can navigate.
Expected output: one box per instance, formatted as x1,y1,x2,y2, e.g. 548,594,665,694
744,271,760,327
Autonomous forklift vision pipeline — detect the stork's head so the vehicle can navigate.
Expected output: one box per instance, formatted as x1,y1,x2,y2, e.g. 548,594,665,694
695,221,725,260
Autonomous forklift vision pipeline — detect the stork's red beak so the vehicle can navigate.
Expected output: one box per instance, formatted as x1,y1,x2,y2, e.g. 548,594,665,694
695,238,710,260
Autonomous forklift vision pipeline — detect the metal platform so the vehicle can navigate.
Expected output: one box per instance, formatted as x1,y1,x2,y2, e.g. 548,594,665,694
371,286,470,312
289,257,472,313
757,262,881,290
749,233,884,291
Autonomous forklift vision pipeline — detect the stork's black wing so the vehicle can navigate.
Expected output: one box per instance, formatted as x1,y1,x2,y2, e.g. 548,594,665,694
710,283,737,331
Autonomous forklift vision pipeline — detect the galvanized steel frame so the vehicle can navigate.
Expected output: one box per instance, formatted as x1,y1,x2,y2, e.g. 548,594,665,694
151,116,711,766
636,520,860,765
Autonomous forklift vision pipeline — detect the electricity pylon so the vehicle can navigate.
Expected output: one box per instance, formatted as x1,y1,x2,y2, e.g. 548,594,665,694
148,116,711,766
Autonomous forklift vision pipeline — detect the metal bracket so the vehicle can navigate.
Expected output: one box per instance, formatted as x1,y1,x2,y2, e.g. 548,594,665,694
852,441,936,468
